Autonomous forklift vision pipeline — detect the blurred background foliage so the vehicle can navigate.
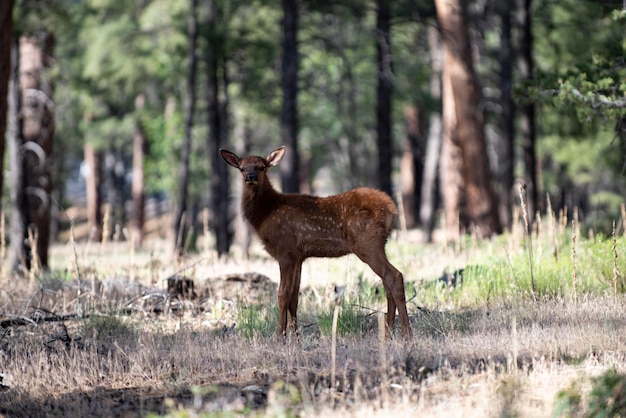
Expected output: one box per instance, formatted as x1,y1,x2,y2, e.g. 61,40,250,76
4,0,626,255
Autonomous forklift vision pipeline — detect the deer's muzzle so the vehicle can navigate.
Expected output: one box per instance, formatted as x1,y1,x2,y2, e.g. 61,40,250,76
245,172,258,185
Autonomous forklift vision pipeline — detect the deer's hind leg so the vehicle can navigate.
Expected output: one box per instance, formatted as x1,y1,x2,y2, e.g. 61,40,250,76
355,247,412,338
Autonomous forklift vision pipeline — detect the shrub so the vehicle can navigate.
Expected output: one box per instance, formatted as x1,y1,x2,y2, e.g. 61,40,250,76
553,369,626,418
80,314,133,341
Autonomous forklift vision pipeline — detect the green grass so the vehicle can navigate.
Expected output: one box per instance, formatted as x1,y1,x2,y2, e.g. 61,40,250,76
80,314,134,341
554,369,626,418
412,231,626,310
236,303,278,338
316,298,370,337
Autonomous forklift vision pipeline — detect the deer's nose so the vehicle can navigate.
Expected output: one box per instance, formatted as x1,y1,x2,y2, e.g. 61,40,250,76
245,171,258,184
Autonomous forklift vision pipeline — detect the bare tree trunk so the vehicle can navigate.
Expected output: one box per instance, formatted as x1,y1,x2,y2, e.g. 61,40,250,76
518,0,538,222
345,60,359,190
0,0,14,206
333,44,360,191
84,142,103,241
435,0,501,238
334,50,359,191
130,95,146,248
375,0,393,198
233,119,252,258
103,147,125,238
218,49,232,253
420,27,443,242
8,38,28,273
439,48,464,242
280,0,300,193
497,0,515,229
206,0,230,256
400,106,424,228
172,0,199,259
19,33,55,270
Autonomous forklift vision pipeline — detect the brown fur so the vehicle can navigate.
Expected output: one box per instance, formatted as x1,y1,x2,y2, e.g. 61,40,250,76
221,146,412,338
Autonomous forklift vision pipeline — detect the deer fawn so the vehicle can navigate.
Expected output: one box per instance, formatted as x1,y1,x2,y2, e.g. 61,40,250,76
220,146,412,338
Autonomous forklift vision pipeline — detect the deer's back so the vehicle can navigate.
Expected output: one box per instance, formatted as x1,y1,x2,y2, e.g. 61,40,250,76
252,187,397,260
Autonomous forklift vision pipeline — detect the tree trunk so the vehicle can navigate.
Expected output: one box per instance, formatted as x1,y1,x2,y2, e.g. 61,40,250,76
497,0,515,229
0,0,14,206
206,0,231,256
8,38,28,273
420,27,443,242
172,0,199,259
335,54,359,191
375,0,393,198
280,0,300,193
400,106,424,229
84,142,103,241
18,33,55,270
518,0,538,223
439,48,464,242
218,49,232,254
435,0,501,238
345,59,359,190
234,119,252,258
104,147,125,239
130,95,146,248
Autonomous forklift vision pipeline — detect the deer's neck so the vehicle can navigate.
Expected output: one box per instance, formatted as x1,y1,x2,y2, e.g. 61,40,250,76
241,182,281,230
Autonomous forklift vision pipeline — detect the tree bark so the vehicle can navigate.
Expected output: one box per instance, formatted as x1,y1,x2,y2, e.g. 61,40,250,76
103,147,125,238
420,27,443,242
206,0,231,256
172,0,199,259
280,0,300,193
18,33,55,270
497,0,515,229
518,0,538,223
130,95,146,248
8,38,28,273
439,47,464,242
435,0,501,238
84,142,103,241
400,106,424,228
375,0,393,198
233,119,252,258
0,0,14,206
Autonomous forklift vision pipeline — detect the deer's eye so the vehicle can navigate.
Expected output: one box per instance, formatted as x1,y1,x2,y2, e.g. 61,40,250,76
258,166,265,172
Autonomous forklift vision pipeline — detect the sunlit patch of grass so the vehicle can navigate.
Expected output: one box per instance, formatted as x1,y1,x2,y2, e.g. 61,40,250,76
316,298,370,337
411,230,626,312
236,303,277,339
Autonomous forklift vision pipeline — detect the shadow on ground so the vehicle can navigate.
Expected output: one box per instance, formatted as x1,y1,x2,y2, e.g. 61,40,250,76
1,382,267,418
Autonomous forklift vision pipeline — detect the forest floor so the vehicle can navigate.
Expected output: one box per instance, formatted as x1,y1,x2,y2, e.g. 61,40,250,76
1,225,626,417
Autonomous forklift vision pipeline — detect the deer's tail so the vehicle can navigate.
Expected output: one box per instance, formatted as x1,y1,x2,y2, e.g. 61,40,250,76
384,200,399,235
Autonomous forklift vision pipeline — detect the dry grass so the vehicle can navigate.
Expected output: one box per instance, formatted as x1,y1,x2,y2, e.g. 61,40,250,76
1,292,625,417
1,217,626,417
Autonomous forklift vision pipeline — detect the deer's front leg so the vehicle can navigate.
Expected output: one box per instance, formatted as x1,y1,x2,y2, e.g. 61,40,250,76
277,260,297,338
287,260,303,334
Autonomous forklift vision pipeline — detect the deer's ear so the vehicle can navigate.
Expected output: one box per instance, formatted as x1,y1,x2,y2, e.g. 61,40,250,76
220,149,241,168
266,146,286,167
